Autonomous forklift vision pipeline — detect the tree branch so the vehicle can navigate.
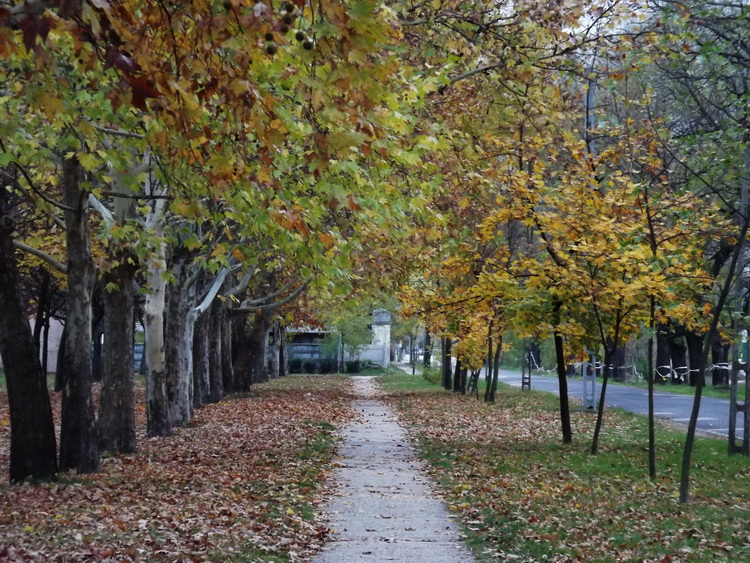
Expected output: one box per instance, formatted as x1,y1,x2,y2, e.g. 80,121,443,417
90,122,145,139
13,240,67,273
236,279,311,312
239,277,310,308
193,268,231,317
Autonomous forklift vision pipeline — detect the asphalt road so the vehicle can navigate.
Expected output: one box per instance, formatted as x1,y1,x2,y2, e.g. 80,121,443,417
496,368,745,440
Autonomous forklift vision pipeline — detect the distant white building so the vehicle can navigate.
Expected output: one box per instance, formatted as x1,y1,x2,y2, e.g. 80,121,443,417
359,309,391,368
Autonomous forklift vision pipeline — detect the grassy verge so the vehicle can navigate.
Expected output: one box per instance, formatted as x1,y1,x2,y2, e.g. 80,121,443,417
0,375,353,561
355,364,406,377
379,373,750,562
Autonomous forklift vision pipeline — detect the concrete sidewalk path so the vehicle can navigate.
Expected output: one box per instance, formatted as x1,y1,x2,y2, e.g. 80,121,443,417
312,376,476,563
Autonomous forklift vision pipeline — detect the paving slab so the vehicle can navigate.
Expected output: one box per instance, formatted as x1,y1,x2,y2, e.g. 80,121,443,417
312,376,476,563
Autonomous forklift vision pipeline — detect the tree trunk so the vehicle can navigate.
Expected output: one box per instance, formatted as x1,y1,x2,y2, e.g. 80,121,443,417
32,269,49,357
234,309,272,387
207,301,224,403
91,317,103,383
711,339,730,386
247,310,271,385
165,259,194,426
269,319,281,380
670,338,688,384
192,310,210,410
487,336,502,402
98,263,136,454
553,301,573,444
648,296,657,480
143,190,171,437
221,307,235,393
279,324,288,378
232,314,252,391
442,337,452,390
54,323,67,392
59,157,100,474
591,344,614,455
686,331,703,387
144,237,171,437
611,343,626,382
529,341,541,369
452,357,462,393
41,318,50,376
423,329,432,368
231,312,246,366
655,324,671,383
467,369,480,398
0,210,58,482
484,323,493,402
592,321,624,455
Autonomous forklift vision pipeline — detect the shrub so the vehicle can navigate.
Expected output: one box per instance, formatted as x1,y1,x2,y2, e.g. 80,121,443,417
346,360,361,374
289,358,303,374
319,359,336,374
423,367,441,384
302,360,316,374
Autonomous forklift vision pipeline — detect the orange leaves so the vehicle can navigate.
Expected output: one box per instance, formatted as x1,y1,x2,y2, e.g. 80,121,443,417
125,75,161,111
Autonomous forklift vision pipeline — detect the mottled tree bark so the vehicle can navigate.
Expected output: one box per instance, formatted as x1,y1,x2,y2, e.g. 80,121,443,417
279,325,288,378
208,300,224,403
165,259,193,426
91,316,103,383
144,237,171,437
234,310,271,390
269,319,281,380
32,269,49,359
0,208,58,482
221,308,236,393
192,311,210,409
98,262,136,454
54,323,67,393
59,157,99,474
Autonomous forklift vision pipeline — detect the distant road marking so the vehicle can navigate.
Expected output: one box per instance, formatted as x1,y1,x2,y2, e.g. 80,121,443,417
671,417,718,422
653,412,675,416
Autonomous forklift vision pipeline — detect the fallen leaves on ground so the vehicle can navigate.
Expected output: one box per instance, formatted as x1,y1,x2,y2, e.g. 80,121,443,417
0,375,354,561
380,377,750,562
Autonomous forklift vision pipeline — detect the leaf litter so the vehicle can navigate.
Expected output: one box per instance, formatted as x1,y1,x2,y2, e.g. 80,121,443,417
0,375,355,561
380,380,750,562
